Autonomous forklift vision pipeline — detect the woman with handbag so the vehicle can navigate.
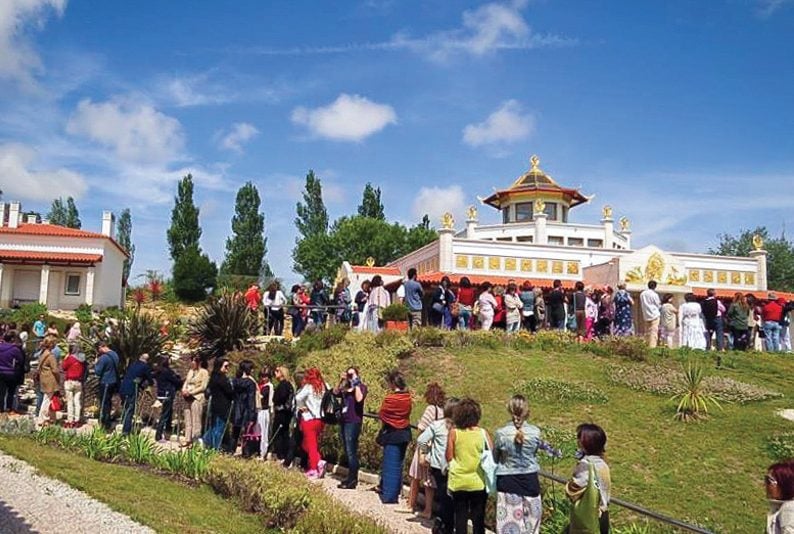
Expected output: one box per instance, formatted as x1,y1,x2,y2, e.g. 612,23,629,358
446,397,492,534
405,383,446,518
494,395,543,534
36,337,60,427
565,424,611,534
377,370,412,504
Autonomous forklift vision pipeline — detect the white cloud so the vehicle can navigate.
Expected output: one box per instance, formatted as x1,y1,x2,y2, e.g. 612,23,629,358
463,100,535,148
162,76,232,107
412,185,467,227
291,93,397,142
219,122,259,153
0,0,66,86
0,142,86,201
758,0,793,16
66,97,185,164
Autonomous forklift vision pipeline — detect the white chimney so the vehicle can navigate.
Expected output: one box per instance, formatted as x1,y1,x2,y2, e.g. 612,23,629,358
26,214,37,224
8,202,20,229
0,203,6,227
41,218,49,225
101,211,115,238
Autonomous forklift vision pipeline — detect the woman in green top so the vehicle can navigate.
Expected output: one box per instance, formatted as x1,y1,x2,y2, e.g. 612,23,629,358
446,397,492,534
727,292,750,350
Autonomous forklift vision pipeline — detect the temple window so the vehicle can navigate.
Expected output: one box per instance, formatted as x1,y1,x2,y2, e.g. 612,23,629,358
515,202,533,222
568,237,584,247
548,236,564,245
496,237,513,242
562,206,569,223
588,238,604,248
502,208,510,224
516,235,533,242
544,202,558,221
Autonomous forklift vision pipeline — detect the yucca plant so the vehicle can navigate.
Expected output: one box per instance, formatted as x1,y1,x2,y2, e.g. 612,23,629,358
124,432,157,464
671,363,722,422
113,309,166,372
190,292,254,360
82,426,125,461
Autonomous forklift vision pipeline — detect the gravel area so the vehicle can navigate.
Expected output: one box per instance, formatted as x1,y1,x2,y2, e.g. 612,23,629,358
315,474,431,534
0,451,154,534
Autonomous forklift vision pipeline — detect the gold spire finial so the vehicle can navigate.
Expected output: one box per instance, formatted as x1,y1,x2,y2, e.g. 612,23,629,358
365,256,375,267
752,234,764,251
533,198,546,213
602,205,613,219
441,212,455,230
619,216,630,232
530,154,540,171
466,205,478,220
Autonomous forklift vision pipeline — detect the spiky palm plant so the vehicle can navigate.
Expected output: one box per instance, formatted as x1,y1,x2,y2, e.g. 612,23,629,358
190,292,254,360
113,309,166,372
671,362,722,422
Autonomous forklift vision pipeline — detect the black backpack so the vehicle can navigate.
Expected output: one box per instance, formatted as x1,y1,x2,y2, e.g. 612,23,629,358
320,387,343,425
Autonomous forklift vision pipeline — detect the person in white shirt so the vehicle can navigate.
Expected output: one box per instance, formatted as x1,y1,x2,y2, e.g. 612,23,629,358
639,281,662,348
295,367,327,479
478,282,498,331
263,282,288,336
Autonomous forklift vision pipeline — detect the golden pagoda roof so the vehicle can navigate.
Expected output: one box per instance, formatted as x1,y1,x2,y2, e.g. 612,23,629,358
481,155,590,209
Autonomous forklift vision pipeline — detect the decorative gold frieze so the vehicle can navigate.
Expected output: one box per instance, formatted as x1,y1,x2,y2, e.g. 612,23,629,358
456,255,469,269
703,270,714,283
731,272,741,285
567,261,580,275
552,261,564,274
745,272,756,286
473,256,484,269
537,260,548,273
688,269,700,283
489,257,501,270
520,259,533,272
717,271,727,284
505,258,517,271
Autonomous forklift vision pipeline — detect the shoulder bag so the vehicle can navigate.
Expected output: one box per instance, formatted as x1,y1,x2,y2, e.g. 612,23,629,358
479,428,497,495
568,461,601,534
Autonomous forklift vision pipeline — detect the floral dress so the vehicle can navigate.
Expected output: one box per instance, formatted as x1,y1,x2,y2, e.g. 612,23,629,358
613,290,634,336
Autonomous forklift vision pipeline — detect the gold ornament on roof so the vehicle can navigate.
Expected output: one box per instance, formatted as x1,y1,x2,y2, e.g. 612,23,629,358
619,216,630,232
441,212,455,229
602,205,613,219
533,198,546,213
365,257,375,267
530,154,541,171
752,234,764,251
467,205,478,220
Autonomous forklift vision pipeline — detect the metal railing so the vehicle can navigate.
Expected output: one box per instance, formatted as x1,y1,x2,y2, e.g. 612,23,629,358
362,412,713,534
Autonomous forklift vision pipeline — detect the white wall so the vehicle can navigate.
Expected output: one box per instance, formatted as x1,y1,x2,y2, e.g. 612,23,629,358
93,241,126,309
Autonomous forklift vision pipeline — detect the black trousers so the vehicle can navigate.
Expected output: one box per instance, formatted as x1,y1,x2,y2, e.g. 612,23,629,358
267,309,285,336
450,489,486,534
271,411,292,459
0,375,14,412
431,468,454,533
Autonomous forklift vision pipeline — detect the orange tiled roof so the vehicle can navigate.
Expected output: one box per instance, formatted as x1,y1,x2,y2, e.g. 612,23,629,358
350,265,402,276
416,272,576,289
0,250,103,264
0,223,128,256
692,287,794,301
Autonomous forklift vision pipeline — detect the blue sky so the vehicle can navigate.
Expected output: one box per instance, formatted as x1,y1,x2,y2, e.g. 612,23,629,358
1,0,793,284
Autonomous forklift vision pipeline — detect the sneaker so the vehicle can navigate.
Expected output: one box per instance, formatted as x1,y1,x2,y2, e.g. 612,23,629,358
316,460,327,479
305,469,319,479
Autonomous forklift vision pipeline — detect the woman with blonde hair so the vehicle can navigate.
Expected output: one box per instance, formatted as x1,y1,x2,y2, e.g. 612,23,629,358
494,395,543,534
271,366,295,463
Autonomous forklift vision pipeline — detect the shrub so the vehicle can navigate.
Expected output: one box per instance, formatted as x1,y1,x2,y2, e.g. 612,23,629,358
81,426,125,461
10,302,47,326
99,306,127,322
190,292,254,360
766,432,794,462
75,303,94,325
582,335,649,361
295,323,349,352
515,378,608,404
671,363,722,422
409,327,445,347
112,309,166,372
152,447,216,480
123,432,157,464
380,303,410,322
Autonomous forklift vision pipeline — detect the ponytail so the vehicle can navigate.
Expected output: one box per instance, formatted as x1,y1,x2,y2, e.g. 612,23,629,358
507,394,529,445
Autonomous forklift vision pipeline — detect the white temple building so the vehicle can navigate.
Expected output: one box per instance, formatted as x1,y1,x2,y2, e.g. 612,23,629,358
339,155,788,303
0,202,128,311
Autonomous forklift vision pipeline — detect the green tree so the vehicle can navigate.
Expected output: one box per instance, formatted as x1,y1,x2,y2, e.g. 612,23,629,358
65,197,81,229
294,170,328,239
405,214,437,253
292,233,337,284
167,174,202,261
222,182,271,278
117,209,135,286
47,198,67,226
172,245,218,301
357,183,385,220
709,226,794,292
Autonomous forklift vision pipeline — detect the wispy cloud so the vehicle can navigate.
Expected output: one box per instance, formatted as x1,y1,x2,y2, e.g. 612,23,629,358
232,1,575,62
412,185,468,227
462,99,535,152
757,0,793,17
0,142,87,201
291,93,397,142
0,0,66,88
218,122,259,153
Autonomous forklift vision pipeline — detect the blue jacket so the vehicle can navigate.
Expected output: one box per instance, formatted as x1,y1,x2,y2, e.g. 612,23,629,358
94,350,120,385
119,360,154,397
156,366,183,398
493,421,541,476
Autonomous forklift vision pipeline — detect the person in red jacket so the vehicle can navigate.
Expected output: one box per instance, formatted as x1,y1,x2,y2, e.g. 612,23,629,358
61,343,87,428
762,293,784,352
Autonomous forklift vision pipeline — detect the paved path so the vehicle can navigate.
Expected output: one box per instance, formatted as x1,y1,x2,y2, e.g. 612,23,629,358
0,451,154,534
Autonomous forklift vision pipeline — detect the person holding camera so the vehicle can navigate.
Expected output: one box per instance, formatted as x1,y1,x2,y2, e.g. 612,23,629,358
333,367,368,489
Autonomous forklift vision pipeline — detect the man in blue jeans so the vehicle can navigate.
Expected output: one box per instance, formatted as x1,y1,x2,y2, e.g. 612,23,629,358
762,293,784,352
118,353,154,435
333,367,367,489
94,341,120,430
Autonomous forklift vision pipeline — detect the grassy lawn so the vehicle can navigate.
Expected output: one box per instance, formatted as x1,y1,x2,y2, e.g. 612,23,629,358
0,436,264,534
401,344,794,533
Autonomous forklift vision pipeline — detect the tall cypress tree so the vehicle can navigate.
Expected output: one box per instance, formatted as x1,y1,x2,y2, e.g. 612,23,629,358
65,197,81,228
167,174,202,262
222,182,271,278
358,183,385,220
294,170,328,239
47,198,67,226
116,208,135,286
